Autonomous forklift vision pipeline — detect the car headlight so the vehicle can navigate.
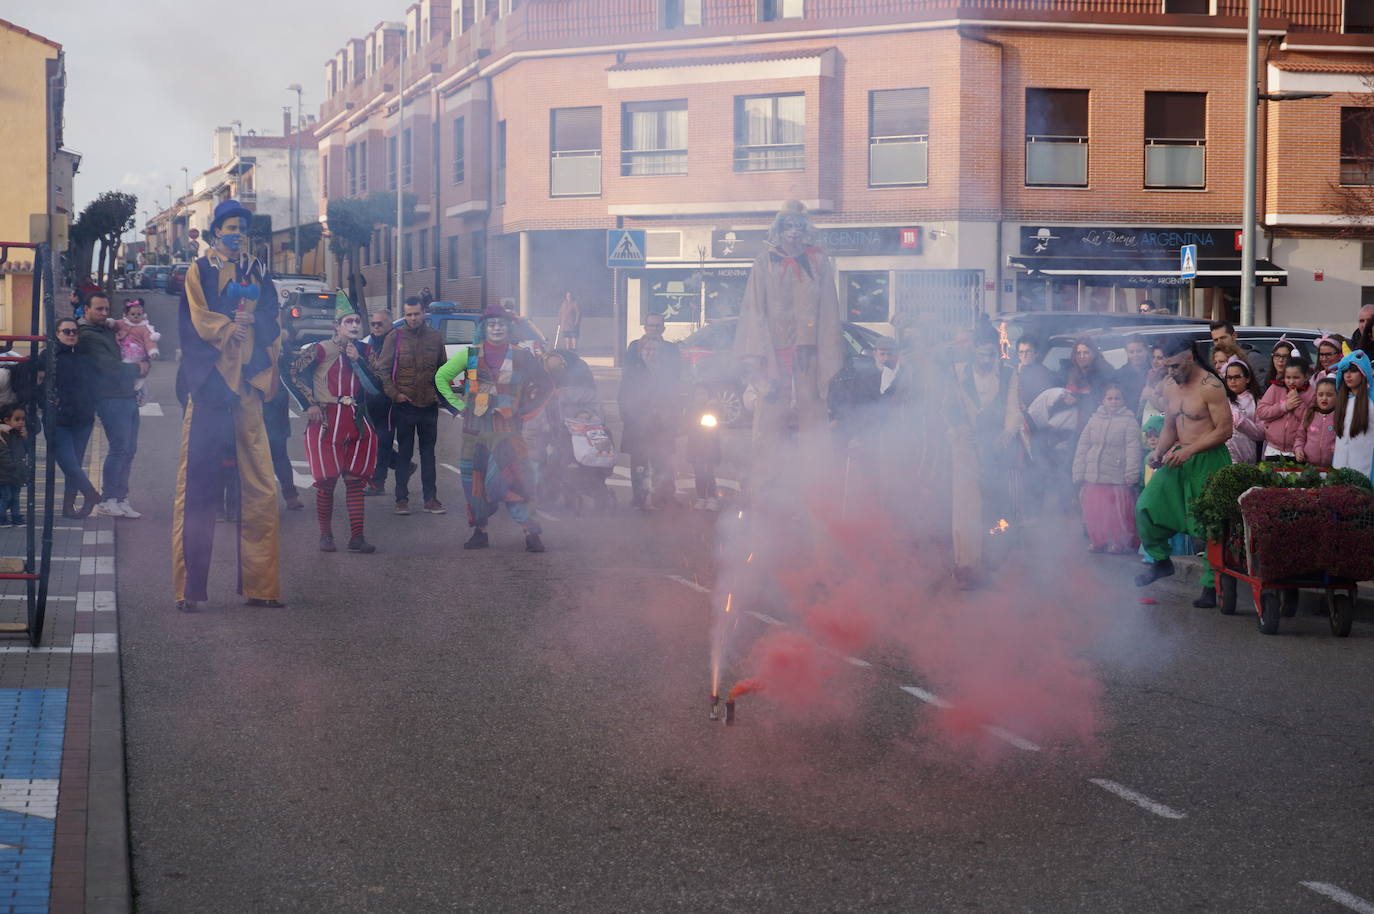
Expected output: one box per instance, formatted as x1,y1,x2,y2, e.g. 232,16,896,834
700,413,718,428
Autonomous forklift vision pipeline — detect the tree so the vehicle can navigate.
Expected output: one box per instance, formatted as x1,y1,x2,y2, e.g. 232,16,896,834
326,192,415,306
70,191,138,293
1329,79,1374,231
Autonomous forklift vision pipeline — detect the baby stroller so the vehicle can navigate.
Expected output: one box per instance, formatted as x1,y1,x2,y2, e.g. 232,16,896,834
538,385,617,513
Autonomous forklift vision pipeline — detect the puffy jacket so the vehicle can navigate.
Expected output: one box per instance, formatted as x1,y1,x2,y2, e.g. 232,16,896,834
0,429,26,487
52,344,97,428
76,321,138,399
1072,405,1142,486
1294,408,1338,467
1227,391,1264,465
375,323,446,408
1256,382,1315,455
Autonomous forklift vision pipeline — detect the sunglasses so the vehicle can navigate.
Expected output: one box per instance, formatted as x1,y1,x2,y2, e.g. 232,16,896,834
57,329,77,335
370,322,386,327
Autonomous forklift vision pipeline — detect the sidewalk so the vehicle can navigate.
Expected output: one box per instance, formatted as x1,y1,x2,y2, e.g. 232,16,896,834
0,428,130,914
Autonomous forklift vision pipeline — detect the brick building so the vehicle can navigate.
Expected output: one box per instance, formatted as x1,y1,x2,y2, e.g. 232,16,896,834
316,0,1374,349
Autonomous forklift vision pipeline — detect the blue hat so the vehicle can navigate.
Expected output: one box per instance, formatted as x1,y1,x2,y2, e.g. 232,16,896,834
209,199,253,234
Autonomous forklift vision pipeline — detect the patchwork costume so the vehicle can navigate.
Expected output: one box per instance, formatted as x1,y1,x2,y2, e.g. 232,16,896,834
435,309,552,536
172,200,282,606
287,298,383,547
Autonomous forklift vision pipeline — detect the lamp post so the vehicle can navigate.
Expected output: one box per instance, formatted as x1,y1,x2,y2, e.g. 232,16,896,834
395,49,406,313
287,84,304,273
1240,0,1331,327
180,166,189,194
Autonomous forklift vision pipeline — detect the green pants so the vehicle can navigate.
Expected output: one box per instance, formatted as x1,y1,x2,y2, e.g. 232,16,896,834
1136,445,1231,586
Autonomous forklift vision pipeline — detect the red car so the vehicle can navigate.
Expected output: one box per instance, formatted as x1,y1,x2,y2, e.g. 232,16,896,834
166,263,191,296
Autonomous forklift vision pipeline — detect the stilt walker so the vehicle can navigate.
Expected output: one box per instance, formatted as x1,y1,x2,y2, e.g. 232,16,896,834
172,200,284,611
288,297,382,554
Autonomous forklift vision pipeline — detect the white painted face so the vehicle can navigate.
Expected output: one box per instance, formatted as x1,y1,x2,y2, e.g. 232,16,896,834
484,317,509,343
338,314,364,341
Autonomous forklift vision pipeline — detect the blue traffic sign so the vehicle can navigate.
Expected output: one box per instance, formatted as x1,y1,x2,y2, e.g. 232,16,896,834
1179,243,1198,280
607,229,647,268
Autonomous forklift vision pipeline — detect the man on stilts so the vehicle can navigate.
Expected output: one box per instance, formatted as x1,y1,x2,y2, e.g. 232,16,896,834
289,297,383,554
172,199,284,612
435,305,553,552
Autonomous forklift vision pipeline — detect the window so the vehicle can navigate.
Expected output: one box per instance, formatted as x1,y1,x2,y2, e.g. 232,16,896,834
453,117,466,184
734,93,805,172
869,88,928,187
1163,0,1210,12
622,101,687,176
495,121,506,205
1362,242,1374,271
843,271,890,322
550,107,602,196
321,153,328,198
402,127,413,186
758,0,801,19
388,136,398,190
404,232,413,272
448,235,461,279
419,228,429,269
1347,0,1374,34
1364,286,1374,306
1341,107,1374,186
1025,88,1089,187
660,0,701,29
472,232,486,277
346,145,358,196
1145,91,1205,188
358,140,368,192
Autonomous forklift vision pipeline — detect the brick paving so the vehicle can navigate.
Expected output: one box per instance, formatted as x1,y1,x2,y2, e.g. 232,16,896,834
0,428,130,914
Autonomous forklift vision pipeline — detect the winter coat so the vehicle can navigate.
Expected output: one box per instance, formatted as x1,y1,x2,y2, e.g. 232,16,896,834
375,323,446,408
1256,382,1314,455
1072,405,1142,486
1331,351,1374,478
76,322,139,399
1227,391,1264,465
618,350,680,455
0,428,26,488
52,344,96,428
1294,408,1338,468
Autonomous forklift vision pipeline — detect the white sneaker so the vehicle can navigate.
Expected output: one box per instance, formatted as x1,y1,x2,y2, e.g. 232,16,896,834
116,499,141,519
95,499,125,517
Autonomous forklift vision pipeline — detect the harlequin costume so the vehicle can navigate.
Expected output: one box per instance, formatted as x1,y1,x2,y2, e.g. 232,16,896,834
172,199,283,609
434,306,553,549
287,295,383,553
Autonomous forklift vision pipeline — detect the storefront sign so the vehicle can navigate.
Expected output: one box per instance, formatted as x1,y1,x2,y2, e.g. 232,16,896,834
1019,225,1240,259
712,226,922,260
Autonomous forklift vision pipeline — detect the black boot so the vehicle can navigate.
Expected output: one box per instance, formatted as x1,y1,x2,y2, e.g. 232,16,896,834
347,535,376,554
1134,558,1175,587
61,493,78,519
319,534,337,553
464,529,489,550
1192,586,1217,609
76,485,101,519
525,533,545,553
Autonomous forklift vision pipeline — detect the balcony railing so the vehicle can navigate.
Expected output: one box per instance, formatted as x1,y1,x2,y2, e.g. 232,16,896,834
869,134,927,186
1340,156,1374,187
1025,135,1088,187
550,150,602,196
621,148,687,177
1145,138,1205,188
733,143,804,172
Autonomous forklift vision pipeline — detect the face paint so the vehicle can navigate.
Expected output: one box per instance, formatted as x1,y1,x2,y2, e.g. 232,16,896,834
338,315,364,340
219,232,244,252
485,319,509,343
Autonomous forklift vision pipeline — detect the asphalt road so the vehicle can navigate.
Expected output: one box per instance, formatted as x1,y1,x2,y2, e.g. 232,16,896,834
114,292,1374,913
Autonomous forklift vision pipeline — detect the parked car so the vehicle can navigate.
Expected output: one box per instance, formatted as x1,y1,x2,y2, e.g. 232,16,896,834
389,302,547,360
1040,324,1322,378
995,310,1211,350
142,265,171,291
166,263,191,296
678,317,884,426
272,273,332,307
281,290,343,344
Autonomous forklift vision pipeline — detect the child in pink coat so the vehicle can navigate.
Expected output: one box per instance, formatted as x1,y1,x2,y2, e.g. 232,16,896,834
1256,360,1314,459
1295,377,1339,467
1072,384,1142,553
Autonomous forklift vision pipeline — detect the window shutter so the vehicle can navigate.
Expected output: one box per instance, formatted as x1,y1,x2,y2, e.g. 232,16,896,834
552,107,602,152
1145,92,1205,140
871,88,928,138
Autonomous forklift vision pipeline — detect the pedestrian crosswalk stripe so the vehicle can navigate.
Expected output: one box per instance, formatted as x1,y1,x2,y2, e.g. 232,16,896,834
138,402,163,416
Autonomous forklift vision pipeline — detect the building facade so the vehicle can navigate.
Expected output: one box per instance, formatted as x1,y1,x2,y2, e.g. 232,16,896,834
316,0,1374,349
0,18,67,333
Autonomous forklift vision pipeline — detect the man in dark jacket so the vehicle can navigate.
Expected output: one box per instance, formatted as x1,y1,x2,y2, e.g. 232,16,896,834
77,293,145,518
363,310,401,496
373,297,450,515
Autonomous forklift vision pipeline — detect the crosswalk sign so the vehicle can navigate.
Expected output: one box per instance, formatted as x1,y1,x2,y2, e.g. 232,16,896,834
1179,243,1198,280
607,229,647,268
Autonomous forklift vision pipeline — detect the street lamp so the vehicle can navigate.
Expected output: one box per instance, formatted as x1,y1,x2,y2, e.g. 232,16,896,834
287,84,304,272
1240,0,1332,327
180,166,189,193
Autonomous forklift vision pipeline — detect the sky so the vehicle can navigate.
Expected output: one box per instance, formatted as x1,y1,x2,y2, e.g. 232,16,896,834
2,0,388,233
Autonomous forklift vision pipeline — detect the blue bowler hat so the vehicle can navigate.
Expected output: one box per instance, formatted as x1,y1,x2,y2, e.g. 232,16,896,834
209,199,254,234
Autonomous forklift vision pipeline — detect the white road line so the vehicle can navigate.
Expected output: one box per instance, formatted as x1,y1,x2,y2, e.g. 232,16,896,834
539,511,561,524
899,685,952,709
138,402,164,416
441,463,461,475
1088,779,1187,820
290,459,309,468
843,656,873,668
289,409,300,419
746,610,786,626
985,726,1042,752
76,591,115,612
665,575,710,594
606,478,631,487
293,473,315,489
1301,882,1374,914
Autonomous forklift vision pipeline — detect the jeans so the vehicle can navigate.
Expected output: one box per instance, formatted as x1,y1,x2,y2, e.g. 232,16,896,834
262,392,297,500
393,402,438,502
96,396,139,501
53,423,94,494
0,486,19,523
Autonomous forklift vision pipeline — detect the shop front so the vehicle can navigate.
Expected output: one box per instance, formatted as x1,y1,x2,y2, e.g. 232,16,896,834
1008,224,1286,321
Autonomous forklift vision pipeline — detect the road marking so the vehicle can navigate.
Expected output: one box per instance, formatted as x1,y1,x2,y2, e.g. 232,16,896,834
3,556,76,562
293,473,315,489
900,685,952,709
539,511,561,524
843,656,872,668
289,409,300,419
666,575,710,594
138,402,163,416
1088,779,1186,820
76,591,115,612
79,556,114,576
441,463,461,475
985,726,1042,752
82,531,113,545
1301,882,1374,914
0,595,74,602
746,610,786,626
